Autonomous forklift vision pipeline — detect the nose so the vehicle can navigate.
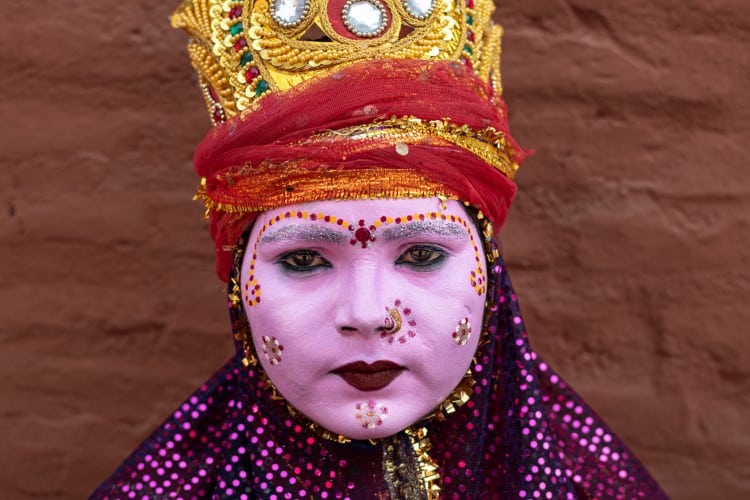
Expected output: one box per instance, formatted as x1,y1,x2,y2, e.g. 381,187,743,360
334,262,388,337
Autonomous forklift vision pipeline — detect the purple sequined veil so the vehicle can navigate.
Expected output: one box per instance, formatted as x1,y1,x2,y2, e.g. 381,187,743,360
92,228,667,499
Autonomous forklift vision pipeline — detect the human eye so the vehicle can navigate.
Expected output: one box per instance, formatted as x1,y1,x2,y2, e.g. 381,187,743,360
395,245,447,271
276,250,331,273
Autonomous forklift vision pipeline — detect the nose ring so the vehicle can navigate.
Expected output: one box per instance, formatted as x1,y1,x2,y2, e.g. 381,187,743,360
383,308,402,334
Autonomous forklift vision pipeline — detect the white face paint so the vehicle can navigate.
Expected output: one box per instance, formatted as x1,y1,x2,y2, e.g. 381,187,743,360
241,198,487,439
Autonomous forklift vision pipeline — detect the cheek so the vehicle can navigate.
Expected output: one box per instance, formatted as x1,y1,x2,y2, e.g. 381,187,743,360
243,267,340,375
414,253,485,325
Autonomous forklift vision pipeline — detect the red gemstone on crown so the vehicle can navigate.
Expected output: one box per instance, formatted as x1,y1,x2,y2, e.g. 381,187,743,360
234,38,248,52
245,67,260,81
212,106,225,124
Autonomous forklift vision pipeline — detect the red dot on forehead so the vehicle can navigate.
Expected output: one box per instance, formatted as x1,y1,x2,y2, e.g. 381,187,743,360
354,227,372,244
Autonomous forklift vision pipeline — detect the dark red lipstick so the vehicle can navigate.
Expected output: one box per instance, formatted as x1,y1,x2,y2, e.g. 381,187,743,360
332,360,405,391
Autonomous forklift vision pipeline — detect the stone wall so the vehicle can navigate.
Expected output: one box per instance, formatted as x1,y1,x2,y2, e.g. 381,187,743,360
1,0,747,497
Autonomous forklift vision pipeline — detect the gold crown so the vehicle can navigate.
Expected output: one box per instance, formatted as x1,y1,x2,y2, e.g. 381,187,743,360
171,0,504,125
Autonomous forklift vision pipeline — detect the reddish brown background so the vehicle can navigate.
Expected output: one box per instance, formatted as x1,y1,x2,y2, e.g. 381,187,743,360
1,0,748,498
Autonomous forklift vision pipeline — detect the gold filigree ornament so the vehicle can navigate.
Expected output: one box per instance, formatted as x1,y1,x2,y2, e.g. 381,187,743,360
172,0,504,124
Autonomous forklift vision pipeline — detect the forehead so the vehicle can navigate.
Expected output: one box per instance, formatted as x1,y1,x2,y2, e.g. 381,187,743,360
252,198,477,241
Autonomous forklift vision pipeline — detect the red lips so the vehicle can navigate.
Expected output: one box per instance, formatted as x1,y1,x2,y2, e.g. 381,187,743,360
332,360,405,391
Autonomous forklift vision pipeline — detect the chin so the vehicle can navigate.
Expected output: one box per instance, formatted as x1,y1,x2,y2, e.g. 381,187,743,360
303,392,439,441
337,421,407,441
318,404,430,441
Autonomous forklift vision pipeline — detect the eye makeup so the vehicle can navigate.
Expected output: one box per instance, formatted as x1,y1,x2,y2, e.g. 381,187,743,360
245,210,486,307
380,220,468,242
261,224,346,245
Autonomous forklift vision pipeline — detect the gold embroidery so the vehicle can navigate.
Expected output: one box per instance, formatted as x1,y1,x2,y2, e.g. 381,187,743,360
172,0,503,117
195,165,458,214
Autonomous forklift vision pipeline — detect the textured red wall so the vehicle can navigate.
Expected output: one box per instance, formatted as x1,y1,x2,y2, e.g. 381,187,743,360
1,0,748,498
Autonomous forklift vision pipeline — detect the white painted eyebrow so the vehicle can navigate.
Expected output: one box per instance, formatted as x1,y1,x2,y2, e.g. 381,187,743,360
259,224,346,245
380,220,468,241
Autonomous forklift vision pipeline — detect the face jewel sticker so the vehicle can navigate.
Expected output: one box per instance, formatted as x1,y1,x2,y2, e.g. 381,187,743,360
349,219,377,248
355,400,388,429
382,299,417,344
383,308,402,334
271,0,311,28
452,317,471,346
262,335,284,365
342,0,388,38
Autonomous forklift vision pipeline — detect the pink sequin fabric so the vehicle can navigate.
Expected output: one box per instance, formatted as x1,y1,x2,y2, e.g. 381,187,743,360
92,236,667,499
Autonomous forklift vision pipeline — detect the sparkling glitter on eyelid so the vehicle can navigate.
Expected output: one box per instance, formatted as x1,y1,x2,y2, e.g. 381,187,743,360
380,220,468,241
259,225,346,244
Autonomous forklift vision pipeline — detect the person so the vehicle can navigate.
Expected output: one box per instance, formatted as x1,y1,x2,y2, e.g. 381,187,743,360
93,0,667,497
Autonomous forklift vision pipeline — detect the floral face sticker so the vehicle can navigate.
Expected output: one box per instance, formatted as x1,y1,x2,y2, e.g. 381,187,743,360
453,318,471,346
241,198,487,440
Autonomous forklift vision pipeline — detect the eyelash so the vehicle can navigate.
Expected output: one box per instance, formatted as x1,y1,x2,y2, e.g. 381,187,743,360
277,250,332,273
395,245,448,271
276,245,449,274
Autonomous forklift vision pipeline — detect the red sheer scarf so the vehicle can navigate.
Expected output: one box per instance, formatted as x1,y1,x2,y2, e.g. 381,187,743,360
193,60,526,281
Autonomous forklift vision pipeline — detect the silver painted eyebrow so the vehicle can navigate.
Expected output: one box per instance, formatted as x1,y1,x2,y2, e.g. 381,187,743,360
260,224,346,245
380,220,468,241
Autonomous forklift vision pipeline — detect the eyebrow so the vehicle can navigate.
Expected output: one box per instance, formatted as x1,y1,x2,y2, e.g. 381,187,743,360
380,220,468,241
259,224,347,245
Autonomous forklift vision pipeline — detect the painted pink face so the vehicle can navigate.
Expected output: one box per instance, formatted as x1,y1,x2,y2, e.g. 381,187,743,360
241,198,487,439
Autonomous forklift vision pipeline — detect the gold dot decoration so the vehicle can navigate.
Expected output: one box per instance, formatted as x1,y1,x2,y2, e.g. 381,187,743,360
244,209,485,308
